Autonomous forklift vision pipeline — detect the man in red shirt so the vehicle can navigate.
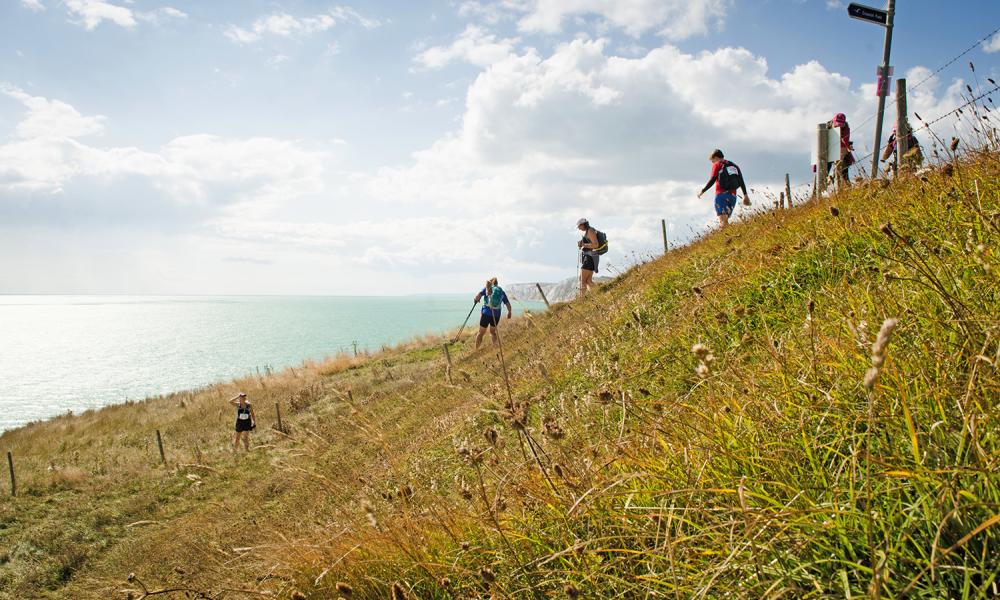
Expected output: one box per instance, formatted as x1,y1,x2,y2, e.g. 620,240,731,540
697,149,749,227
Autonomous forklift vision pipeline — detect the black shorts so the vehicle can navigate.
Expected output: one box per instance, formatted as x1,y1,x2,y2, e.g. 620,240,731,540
235,419,253,432
479,312,500,328
581,253,599,273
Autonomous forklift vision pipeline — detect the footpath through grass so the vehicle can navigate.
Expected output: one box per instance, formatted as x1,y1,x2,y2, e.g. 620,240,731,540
1,153,998,599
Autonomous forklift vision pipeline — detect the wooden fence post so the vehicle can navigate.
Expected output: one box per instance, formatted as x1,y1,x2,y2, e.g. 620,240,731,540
6,451,15,497
442,344,454,384
895,78,909,172
274,402,284,434
661,219,668,253
534,283,551,308
785,174,792,208
816,124,830,198
155,430,166,465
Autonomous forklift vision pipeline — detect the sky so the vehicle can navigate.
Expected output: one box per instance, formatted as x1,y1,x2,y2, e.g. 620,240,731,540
1,0,999,295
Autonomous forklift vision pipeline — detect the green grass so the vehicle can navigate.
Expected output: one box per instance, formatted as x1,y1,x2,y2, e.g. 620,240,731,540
1,152,998,599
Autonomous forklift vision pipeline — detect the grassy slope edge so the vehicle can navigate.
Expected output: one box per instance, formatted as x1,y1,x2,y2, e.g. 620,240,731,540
1,153,998,599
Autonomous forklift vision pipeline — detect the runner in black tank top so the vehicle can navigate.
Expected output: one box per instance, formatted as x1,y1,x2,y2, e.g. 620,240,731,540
229,392,256,451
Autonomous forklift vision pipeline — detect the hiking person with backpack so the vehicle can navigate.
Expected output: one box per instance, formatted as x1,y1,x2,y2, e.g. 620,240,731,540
473,277,512,350
697,149,749,227
828,113,855,184
881,123,923,173
228,392,256,451
577,218,607,296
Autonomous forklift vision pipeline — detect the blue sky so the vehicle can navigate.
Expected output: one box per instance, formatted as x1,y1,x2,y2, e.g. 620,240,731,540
1,0,998,294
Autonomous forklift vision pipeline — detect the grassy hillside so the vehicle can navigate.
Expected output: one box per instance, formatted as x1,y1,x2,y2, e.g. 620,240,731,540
2,152,998,599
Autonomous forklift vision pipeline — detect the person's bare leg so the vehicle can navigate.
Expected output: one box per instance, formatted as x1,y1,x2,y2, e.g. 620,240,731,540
718,212,730,227
243,433,250,451
233,432,239,451
489,326,498,346
475,326,487,350
580,269,594,295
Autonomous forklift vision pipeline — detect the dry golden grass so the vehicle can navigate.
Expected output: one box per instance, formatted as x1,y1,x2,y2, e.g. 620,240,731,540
2,148,999,599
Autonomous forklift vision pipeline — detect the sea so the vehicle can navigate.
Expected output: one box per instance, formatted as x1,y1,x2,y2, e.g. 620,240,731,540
0,295,545,433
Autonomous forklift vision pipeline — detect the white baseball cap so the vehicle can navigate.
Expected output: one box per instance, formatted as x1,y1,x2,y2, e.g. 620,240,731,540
577,218,588,226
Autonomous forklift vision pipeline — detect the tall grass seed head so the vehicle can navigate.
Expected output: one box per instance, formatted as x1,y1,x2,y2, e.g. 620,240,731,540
871,318,899,357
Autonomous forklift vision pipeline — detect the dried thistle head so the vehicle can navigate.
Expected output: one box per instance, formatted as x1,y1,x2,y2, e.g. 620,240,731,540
696,363,711,379
541,414,565,440
484,427,498,446
335,582,353,596
830,206,840,217
479,567,496,584
458,478,472,501
501,399,529,430
438,577,451,588
691,343,710,360
290,592,306,600
565,583,581,598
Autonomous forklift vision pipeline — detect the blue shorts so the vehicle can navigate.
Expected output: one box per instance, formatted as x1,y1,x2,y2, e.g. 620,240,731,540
714,192,737,216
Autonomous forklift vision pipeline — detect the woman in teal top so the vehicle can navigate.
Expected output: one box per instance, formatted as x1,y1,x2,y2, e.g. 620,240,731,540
473,277,512,349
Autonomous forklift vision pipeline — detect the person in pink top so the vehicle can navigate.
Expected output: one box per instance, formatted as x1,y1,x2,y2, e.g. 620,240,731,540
828,113,855,183
697,149,749,227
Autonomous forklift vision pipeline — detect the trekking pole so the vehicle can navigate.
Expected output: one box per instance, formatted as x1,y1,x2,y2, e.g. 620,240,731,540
451,302,478,344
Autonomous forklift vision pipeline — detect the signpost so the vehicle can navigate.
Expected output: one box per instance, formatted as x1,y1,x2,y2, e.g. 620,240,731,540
847,1,896,178
847,3,888,25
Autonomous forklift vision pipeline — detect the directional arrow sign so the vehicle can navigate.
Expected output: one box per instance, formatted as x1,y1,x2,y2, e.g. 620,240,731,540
847,3,888,26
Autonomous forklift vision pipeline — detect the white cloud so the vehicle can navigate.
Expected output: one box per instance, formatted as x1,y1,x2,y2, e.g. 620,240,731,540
20,0,45,12
506,0,730,39
984,32,1000,54
0,86,332,205
1,38,969,291
1,85,106,139
137,6,188,25
61,1,185,30
225,7,380,44
65,0,136,30
414,25,520,69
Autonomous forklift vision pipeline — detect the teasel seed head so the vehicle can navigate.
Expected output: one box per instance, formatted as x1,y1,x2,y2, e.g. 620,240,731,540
691,343,710,360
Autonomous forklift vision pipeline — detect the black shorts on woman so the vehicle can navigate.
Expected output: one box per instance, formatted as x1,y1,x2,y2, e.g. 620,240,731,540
479,311,500,328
